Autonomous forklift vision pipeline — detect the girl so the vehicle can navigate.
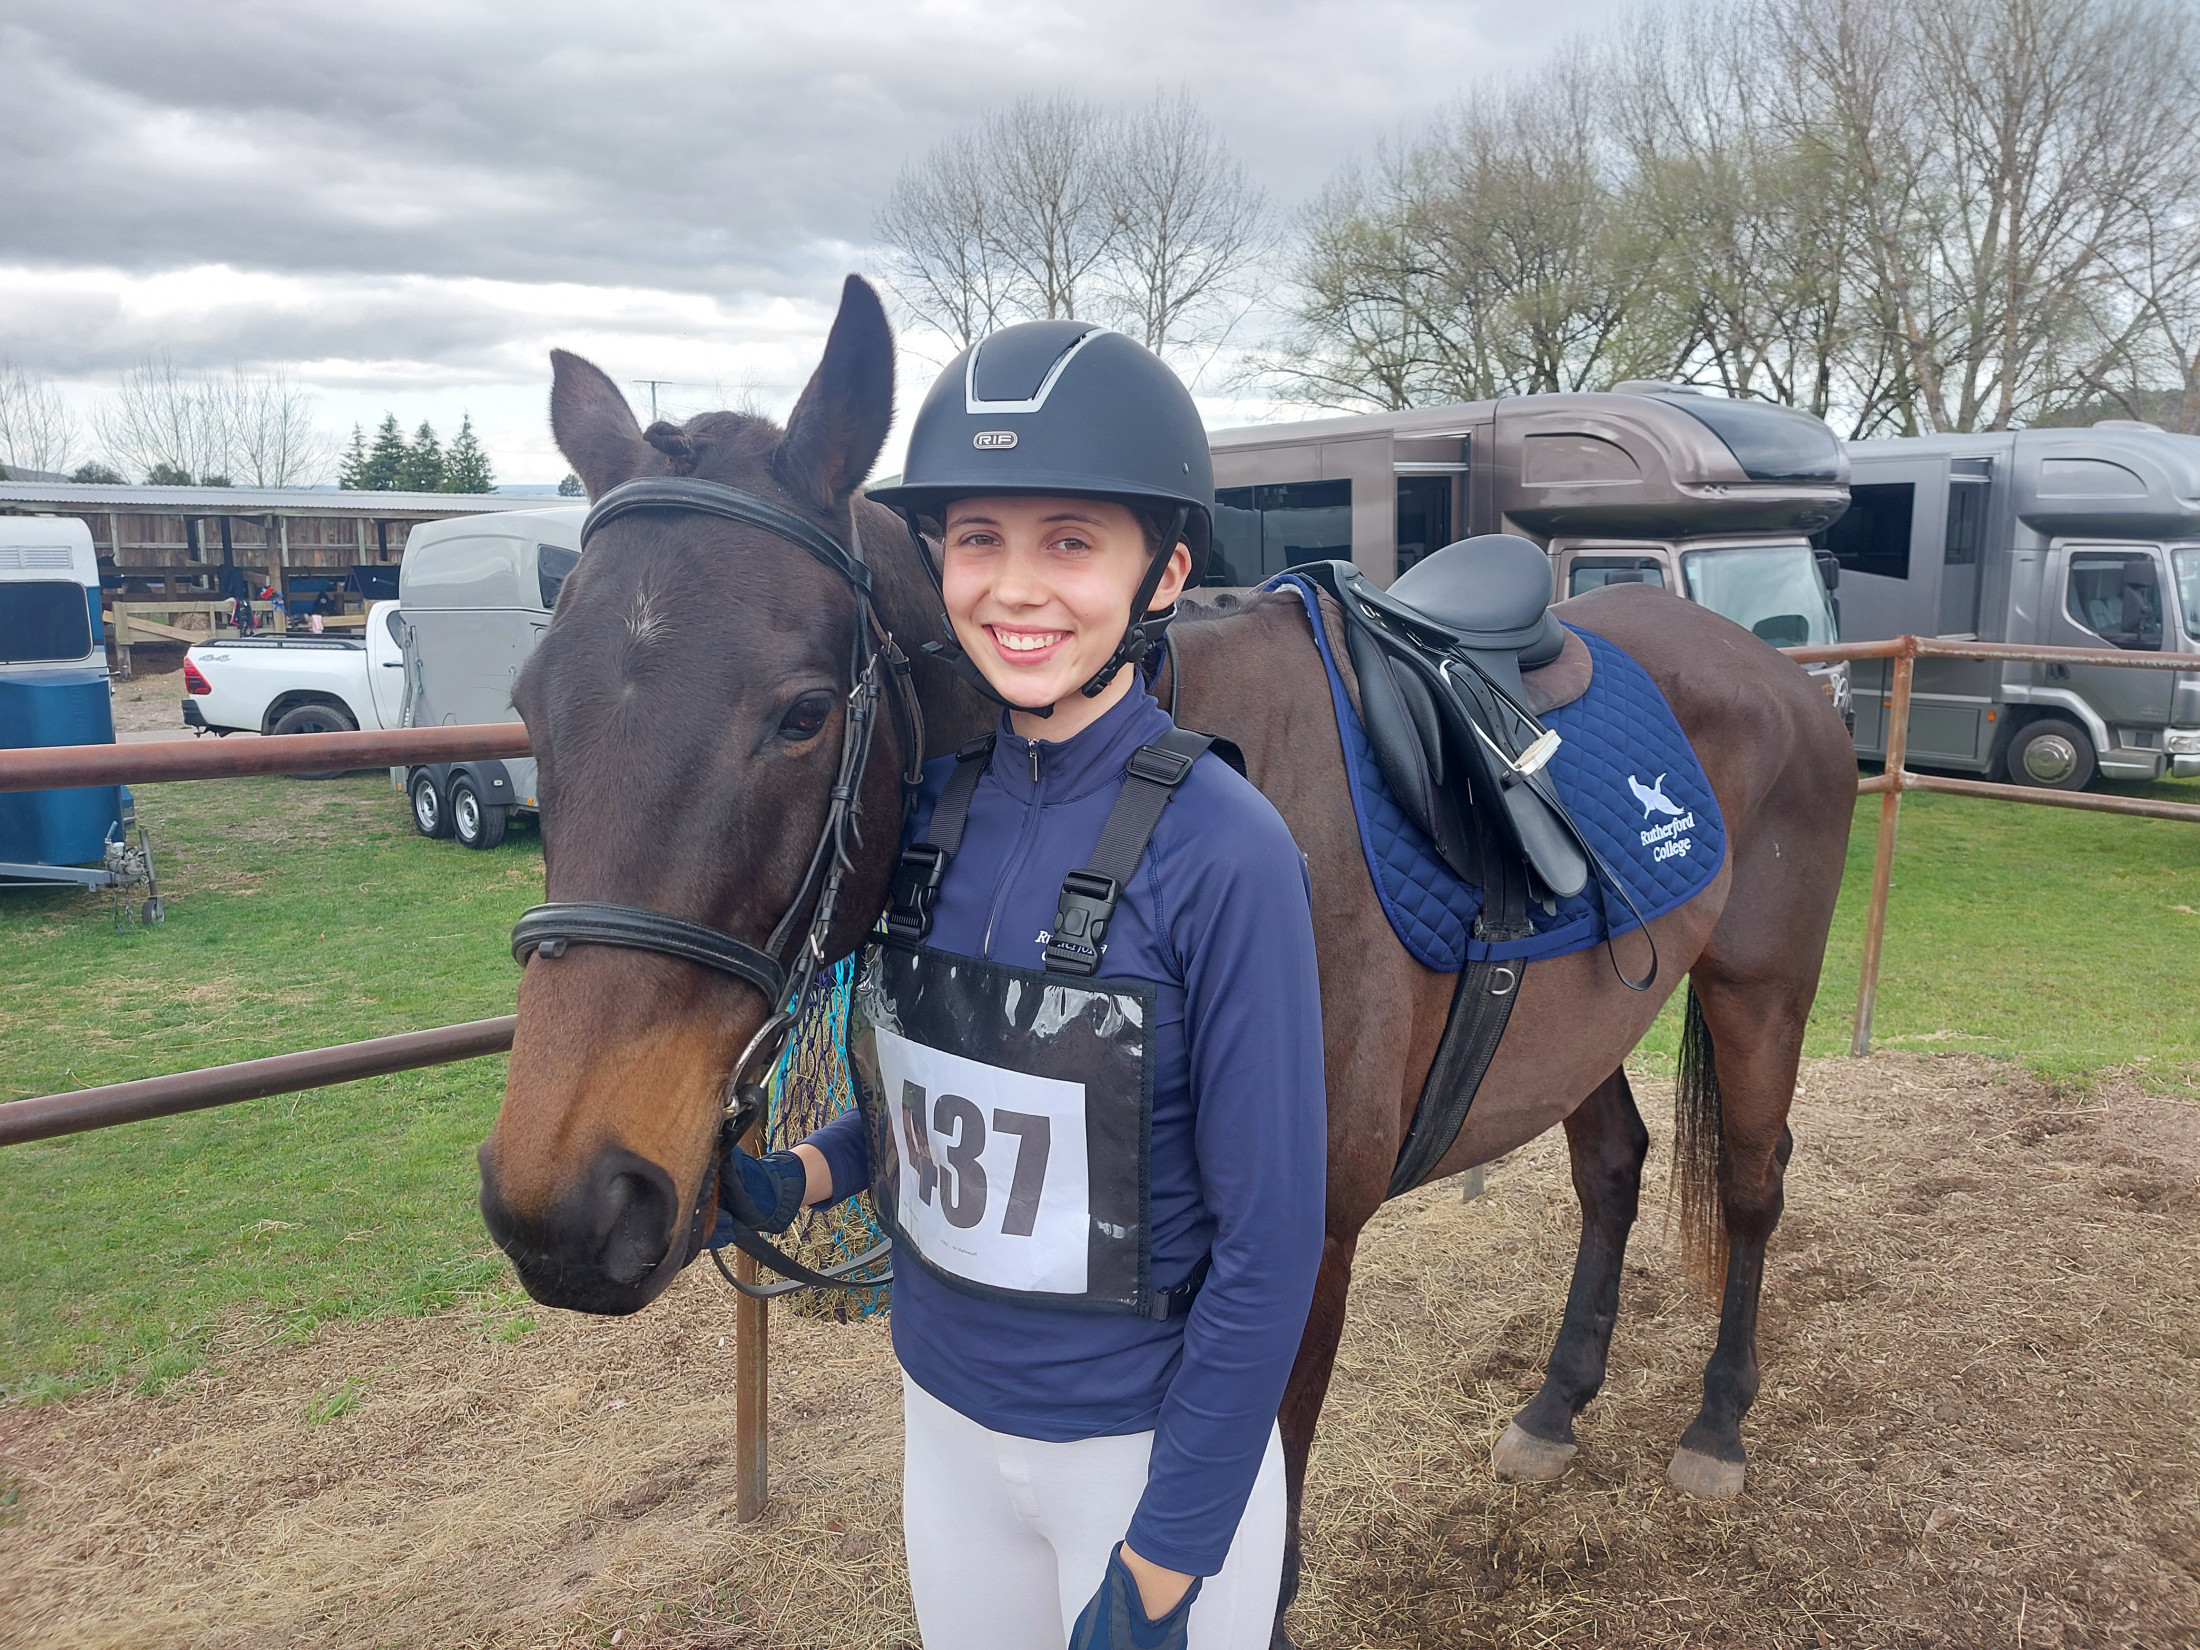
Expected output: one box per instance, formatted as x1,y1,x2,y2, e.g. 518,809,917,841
721,321,1326,1650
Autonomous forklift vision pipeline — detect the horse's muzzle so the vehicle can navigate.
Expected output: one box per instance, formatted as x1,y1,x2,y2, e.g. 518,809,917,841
478,1140,691,1315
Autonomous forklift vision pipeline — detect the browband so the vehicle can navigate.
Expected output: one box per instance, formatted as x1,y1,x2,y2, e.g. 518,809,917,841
512,901,786,1003
582,476,872,595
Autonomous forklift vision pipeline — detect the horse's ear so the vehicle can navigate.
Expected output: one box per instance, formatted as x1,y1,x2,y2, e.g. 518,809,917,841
773,275,895,511
550,349,668,498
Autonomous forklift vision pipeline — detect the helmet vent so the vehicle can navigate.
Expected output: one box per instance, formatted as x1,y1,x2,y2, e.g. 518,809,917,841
965,323,1110,414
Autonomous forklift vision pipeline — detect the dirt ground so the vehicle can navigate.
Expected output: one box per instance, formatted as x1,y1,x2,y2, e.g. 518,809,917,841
2,1052,2195,1650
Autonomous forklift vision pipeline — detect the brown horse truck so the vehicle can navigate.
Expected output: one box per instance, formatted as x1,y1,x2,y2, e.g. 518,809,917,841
1205,384,1853,717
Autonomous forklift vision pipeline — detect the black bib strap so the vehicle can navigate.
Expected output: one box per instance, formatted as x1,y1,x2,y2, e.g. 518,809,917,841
1044,727,1214,977
885,736,993,942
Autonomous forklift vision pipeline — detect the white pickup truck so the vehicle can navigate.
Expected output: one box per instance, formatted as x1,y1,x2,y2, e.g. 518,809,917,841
182,601,408,744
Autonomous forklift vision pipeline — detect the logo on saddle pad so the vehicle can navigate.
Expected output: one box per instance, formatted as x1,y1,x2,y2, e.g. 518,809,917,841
1629,773,1696,863
1628,773,1687,819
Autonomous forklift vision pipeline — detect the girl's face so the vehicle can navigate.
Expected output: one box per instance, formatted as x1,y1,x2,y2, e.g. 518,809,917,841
939,495,1190,732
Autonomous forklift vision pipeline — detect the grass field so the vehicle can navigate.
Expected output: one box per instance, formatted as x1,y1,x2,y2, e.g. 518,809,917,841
1,764,2196,1403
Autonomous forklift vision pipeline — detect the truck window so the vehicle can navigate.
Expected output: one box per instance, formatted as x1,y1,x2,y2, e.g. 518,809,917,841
1937,475,1989,635
0,580,95,664
1394,476,1452,574
1681,545,1837,647
1209,481,1351,586
1818,482,1913,580
1569,556,1666,596
2066,552,2163,651
2174,548,2200,642
538,544,581,609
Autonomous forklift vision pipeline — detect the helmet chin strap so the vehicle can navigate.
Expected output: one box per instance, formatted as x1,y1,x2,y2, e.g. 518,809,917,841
902,505,1189,722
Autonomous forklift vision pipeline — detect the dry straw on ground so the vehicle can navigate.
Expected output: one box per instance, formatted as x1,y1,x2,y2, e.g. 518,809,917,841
2,1052,2194,1649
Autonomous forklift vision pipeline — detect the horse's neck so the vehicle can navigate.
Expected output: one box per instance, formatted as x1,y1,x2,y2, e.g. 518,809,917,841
858,499,994,759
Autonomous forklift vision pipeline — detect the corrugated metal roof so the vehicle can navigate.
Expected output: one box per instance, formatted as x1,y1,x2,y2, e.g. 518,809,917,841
0,482,578,516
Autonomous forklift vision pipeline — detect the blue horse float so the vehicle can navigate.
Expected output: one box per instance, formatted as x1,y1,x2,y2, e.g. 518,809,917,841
0,516,162,921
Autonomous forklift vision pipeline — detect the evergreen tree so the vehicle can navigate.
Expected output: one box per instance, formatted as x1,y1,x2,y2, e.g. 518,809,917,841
360,415,408,490
337,424,369,490
397,420,444,491
146,461,192,485
440,413,495,493
557,472,584,497
71,461,125,484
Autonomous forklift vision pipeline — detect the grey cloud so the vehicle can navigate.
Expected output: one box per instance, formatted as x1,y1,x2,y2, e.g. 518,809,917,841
0,0,1619,378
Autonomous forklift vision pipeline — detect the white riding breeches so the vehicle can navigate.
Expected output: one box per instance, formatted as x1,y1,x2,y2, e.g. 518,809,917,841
899,1373,1288,1650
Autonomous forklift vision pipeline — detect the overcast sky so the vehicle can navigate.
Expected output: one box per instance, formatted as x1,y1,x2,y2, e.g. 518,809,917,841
0,0,1628,482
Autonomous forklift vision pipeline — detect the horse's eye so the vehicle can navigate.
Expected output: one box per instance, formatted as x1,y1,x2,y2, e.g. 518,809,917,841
778,693,833,741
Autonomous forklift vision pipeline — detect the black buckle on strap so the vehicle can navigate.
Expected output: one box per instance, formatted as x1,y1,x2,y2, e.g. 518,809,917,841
886,843,949,942
1126,743,1197,786
1148,1252,1211,1321
1043,868,1119,977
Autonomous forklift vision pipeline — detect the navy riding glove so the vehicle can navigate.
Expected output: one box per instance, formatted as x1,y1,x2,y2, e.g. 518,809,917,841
710,1143,808,1239
1068,1547,1202,1650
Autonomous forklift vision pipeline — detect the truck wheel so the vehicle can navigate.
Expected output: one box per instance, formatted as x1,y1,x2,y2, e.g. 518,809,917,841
2005,718,2095,791
409,769,452,839
450,776,508,850
269,702,358,781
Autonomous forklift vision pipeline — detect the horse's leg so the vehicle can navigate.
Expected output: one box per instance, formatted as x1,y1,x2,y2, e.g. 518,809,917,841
1270,1227,1360,1650
1491,1067,1649,1482
1665,967,1805,1500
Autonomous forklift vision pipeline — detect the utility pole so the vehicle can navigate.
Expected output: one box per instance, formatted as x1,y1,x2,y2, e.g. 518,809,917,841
633,380,677,422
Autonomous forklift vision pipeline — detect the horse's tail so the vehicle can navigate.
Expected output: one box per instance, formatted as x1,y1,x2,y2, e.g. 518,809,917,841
1672,983,1729,1297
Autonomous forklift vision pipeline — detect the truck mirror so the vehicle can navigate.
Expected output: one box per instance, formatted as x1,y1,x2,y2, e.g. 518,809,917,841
1815,550,1841,591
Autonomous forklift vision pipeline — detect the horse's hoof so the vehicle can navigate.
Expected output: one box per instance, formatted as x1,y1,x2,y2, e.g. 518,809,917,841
1666,1445,1746,1499
1491,1419,1578,1482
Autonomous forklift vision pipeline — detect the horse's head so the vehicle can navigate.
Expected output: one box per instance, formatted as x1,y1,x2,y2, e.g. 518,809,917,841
480,276,944,1314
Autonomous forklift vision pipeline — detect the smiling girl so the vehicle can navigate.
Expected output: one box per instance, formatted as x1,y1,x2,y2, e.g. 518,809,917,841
716,322,1326,1650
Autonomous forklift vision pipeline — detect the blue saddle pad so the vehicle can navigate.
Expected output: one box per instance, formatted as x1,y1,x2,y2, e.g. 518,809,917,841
1269,576,1726,970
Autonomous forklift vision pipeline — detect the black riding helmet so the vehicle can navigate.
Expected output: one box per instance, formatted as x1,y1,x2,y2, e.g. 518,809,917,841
868,321,1214,716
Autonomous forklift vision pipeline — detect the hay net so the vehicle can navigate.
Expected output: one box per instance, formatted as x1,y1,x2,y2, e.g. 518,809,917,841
763,954,890,1320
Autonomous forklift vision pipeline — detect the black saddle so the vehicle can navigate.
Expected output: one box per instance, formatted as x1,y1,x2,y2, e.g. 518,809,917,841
1297,535,1588,917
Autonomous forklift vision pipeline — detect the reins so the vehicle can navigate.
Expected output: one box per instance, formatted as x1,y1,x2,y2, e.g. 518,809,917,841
509,474,922,1299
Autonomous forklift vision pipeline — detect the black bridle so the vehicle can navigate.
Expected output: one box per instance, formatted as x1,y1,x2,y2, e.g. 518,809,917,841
508,475,922,1299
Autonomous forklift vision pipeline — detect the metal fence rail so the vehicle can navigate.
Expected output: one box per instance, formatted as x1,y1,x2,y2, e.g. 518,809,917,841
1787,634,2200,1054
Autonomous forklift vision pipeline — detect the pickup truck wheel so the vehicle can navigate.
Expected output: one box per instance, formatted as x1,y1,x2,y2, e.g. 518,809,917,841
450,776,508,850
2004,717,2095,791
409,770,452,839
268,702,358,780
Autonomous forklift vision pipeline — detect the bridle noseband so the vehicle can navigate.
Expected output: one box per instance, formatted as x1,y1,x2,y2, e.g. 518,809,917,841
508,474,924,1295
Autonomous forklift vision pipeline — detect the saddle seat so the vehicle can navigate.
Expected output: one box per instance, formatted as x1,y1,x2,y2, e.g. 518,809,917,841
1383,533,1566,669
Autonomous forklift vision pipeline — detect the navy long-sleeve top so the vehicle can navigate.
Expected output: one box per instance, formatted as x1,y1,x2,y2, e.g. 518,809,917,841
807,684,1327,1575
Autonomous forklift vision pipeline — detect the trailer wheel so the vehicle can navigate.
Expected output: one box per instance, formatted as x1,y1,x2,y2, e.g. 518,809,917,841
451,776,508,850
2005,717,2095,791
269,702,358,780
409,769,452,839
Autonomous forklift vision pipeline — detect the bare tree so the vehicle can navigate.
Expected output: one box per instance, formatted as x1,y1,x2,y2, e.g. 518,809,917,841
1263,58,1656,407
1102,90,1268,355
96,357,333,485
875,90,1264,366
221,367,335,486
876,128,1020,349
0,363,79,477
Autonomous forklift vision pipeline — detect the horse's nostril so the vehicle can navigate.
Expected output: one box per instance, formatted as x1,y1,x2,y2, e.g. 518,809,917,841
596,1161,677,1287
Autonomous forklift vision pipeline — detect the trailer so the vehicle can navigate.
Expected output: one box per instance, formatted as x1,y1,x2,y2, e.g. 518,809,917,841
1206,383,1852,711
0,516,162,919
1831,424,2200,788
392,505,584,849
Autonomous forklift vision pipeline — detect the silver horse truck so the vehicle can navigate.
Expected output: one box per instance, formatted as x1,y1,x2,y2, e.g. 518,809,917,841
1831,425,2200,788
391,505,584,848
1206,384,1853,715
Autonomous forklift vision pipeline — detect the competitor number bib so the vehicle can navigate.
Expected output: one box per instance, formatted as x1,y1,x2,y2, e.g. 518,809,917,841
848,938,1158,1313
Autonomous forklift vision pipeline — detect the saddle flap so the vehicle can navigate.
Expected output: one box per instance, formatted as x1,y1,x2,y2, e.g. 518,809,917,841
1343,618,1438,842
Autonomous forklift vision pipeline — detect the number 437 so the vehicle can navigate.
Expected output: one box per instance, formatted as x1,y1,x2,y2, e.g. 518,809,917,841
900,1081,1052,1236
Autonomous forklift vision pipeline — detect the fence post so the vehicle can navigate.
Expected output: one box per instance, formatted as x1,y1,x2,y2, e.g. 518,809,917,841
1851,644,1915,1056
735,1132,770,1521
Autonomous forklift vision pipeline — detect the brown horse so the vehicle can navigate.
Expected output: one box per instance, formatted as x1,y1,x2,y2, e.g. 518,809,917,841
479,276,1856,1643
